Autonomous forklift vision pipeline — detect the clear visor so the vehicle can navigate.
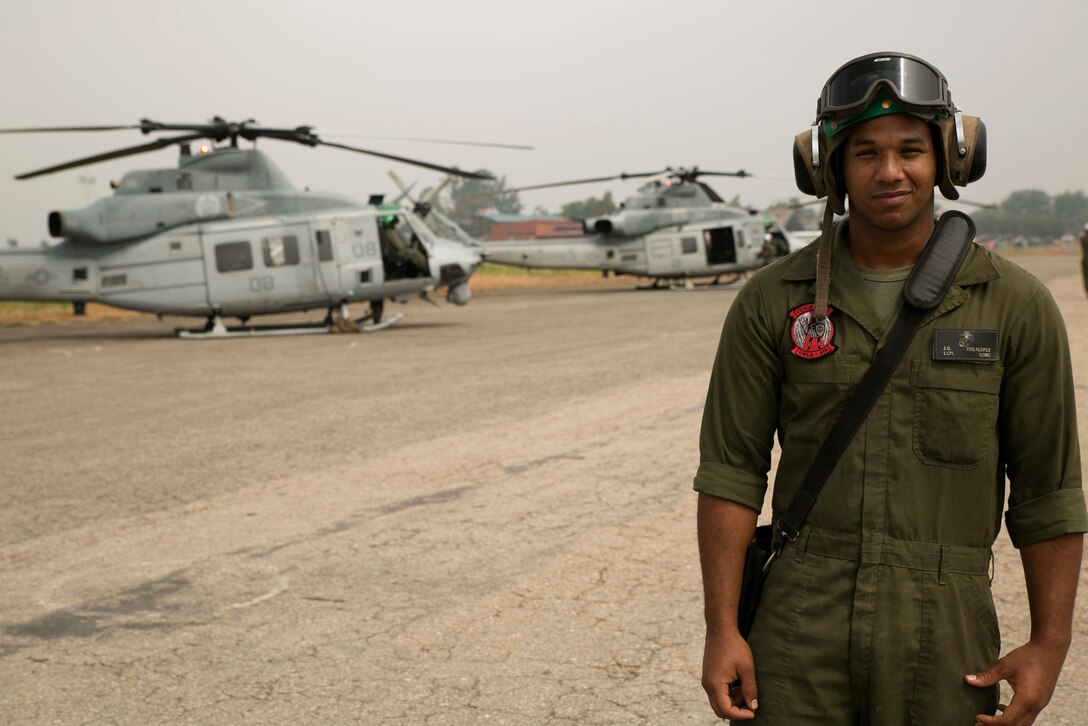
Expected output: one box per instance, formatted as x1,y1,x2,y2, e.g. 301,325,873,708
819,55,950,119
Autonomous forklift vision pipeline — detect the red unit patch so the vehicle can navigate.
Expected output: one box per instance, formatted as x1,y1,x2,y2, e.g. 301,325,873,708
788,303,837,359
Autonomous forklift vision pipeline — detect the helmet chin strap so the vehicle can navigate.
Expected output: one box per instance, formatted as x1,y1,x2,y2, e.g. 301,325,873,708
812,203,836,321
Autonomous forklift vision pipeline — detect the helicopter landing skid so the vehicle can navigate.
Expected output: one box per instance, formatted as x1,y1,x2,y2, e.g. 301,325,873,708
359,312,404,332
177,323,329,339
664,272,747,291
175,312,404,339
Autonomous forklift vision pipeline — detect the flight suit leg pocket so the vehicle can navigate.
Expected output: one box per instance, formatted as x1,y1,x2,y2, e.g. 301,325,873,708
749,549,856,721
909,572,1000,724
911,361,1003,469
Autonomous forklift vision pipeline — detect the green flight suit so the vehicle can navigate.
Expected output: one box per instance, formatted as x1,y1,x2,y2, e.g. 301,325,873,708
1080,230,1088,297
380,224,429,278
694,220,1087,725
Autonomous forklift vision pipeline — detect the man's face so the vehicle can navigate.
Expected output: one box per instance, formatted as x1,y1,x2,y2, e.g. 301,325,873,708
842,114,937,234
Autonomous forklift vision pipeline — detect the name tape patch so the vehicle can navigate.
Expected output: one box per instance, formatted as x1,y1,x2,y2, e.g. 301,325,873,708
933,329,1000,363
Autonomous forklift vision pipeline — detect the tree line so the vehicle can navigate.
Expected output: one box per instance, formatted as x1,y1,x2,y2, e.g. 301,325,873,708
441,172,619,237
966,189,1088,239
441,172,1088,242
774,189,1088,240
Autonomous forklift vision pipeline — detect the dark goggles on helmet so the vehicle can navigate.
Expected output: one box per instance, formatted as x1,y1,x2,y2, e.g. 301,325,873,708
817,53,953,122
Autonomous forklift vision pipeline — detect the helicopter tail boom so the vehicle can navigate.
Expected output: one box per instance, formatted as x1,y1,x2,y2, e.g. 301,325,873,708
0,247,97,305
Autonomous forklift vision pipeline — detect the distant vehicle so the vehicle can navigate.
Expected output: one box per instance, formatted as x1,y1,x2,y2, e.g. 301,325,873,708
0,118,499,337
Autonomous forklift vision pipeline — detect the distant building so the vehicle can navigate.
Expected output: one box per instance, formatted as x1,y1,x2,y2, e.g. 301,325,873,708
480,214,584,241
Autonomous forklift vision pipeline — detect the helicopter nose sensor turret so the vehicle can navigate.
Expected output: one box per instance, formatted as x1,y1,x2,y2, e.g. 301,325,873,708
446,281,472,306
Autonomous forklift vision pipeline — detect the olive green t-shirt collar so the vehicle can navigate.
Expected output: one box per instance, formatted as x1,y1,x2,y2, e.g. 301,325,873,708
781,218,1000,338
782,218,1000,289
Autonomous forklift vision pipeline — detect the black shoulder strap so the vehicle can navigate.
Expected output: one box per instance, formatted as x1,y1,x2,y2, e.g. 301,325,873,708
775,212,976,544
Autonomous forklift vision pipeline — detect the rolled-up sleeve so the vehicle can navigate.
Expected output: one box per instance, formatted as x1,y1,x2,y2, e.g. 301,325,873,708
694,272,783,513
999,281,1088,548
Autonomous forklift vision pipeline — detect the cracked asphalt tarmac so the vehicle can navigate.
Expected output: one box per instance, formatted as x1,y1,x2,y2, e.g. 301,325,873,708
1,253,1085,724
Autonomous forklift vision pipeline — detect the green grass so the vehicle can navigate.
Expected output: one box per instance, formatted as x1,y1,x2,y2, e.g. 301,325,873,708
475,263,603,278
0,301,71,313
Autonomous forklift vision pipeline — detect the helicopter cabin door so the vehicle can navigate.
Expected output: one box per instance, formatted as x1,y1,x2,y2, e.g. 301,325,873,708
309,216,371,304
704,227,738,266
311,214,385,301
202,223,322,316
646,237,679,276
311,221,340,302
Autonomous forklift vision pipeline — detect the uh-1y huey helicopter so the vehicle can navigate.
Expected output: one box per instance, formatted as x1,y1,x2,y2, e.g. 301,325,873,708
0,117,498,337
476,166,807,288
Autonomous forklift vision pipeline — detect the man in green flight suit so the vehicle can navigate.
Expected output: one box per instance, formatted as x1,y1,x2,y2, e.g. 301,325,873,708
695,52,1086,725
379,213,429,278
1080,223,1088,297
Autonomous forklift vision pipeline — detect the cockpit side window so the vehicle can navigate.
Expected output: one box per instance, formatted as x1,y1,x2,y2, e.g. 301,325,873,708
215,241,253,272
262,236,300,267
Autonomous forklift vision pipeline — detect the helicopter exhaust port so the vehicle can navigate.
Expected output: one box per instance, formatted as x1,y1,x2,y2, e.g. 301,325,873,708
583,217,613,234
48,211,64,237
48,209,107,243
48,209,112,243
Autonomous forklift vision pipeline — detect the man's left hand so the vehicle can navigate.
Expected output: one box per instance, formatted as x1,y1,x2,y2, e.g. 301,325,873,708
965,640,1068,725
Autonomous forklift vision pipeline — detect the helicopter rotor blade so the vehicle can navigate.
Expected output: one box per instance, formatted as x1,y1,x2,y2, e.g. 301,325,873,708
506,169,669,193
386,169,452,219
948,199,997,210
387,169,414,197
5,118,499,181
696,181,727,204
318,139,492,180
392,181,418,205
324,132,533,151
14,131,211,180
692,169,751,178
386,169,423,208
0,124,143,134
421,176,452,205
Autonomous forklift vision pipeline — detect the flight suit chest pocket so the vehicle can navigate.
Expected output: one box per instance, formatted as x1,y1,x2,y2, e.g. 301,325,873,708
911,361,1003,469
780,355,857,447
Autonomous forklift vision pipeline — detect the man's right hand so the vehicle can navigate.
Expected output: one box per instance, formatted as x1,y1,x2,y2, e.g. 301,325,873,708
701,628,759,720
697,493,761,720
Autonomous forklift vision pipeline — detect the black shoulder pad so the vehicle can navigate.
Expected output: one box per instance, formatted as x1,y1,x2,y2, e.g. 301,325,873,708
903,211,975,310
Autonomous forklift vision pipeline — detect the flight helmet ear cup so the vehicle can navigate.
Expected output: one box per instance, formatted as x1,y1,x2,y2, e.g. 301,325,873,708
799,113,987,206
792,128,848,215
966,119,987,183
793,130,818,196
935,114,986,200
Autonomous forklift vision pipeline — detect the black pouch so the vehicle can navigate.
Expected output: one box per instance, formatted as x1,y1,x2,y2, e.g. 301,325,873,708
738,524,774,639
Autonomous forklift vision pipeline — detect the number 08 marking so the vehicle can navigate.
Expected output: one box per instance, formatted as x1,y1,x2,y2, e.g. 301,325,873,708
248,276,275,292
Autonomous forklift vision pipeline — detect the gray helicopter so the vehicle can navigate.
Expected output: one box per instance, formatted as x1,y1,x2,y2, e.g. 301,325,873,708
0,118,493,337
475,167,809,288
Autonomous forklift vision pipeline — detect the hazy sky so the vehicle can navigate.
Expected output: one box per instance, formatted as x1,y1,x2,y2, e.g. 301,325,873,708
2,0,1086,244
